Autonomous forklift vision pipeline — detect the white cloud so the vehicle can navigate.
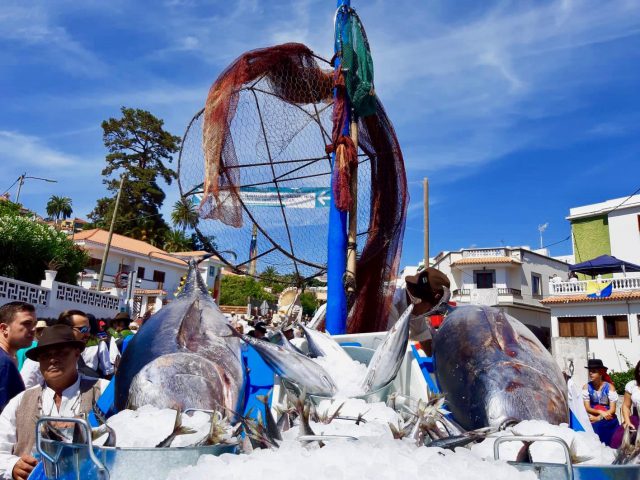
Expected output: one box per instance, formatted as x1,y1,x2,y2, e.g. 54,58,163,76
0,3,106,77
0,130,79,168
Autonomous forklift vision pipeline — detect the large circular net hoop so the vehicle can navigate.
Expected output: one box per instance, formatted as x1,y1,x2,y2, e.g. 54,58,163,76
178,43,408,333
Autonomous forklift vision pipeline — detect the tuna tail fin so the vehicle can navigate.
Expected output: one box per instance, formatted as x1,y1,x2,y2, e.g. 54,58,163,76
515,441,533,463
176,259,211,298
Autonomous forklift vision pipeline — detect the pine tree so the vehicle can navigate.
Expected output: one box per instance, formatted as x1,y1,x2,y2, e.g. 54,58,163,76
88,107,180,245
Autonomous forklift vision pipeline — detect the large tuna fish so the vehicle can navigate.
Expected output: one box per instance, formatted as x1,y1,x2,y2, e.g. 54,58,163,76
115,259,244,414
433,305,568,430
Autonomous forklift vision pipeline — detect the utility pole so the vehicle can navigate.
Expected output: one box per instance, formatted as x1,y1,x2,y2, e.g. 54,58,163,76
97,175,126,291
15,173,57,204
423,178,429,268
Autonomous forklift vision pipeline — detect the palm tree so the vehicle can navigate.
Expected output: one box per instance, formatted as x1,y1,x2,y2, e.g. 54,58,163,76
163,229,193,253
46,195,73,228
171,197,199,233
260,266,279,287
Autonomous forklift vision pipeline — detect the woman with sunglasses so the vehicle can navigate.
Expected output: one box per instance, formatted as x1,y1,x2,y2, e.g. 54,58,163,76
20,310,114,387
582,358,619,446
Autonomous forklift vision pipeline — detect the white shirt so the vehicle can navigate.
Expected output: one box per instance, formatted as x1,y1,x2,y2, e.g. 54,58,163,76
625,380,640,411
19,359,41,389
0,375,109,479
109,337,120,366
82,342,114,376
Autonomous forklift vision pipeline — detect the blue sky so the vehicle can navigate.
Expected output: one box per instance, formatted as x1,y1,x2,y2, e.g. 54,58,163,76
1,0,639,270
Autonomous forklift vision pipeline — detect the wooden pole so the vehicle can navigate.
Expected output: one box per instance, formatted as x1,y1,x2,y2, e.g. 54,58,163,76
423,177,429,267
97,174,126,291
346,117,358,295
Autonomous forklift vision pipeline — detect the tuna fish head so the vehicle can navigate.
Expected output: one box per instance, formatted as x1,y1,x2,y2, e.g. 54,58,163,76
433,305,569,430
127,352,227,411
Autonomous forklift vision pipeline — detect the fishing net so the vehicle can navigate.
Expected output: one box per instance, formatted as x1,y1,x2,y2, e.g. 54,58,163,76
178,42,407,333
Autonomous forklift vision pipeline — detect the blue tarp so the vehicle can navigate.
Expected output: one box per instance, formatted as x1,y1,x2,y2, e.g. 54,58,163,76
570,254,640,277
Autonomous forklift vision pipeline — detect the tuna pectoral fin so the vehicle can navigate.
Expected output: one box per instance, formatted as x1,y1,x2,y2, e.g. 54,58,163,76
177,299,205,351
491,310,520,357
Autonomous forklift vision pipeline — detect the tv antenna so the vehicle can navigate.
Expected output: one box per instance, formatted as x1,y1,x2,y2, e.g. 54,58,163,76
538,223,549,249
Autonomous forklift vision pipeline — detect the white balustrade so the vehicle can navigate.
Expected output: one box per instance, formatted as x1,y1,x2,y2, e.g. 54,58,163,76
55,283,120,310
549,276,640,296
0,275,120,318
462,248,507,258
0,276,49,305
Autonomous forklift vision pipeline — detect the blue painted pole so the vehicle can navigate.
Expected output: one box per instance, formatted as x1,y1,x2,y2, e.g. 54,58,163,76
326,0,350,335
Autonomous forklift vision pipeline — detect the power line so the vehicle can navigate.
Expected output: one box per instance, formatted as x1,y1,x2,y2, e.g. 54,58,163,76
605,185,640,215
1,177,20,196
543,235,571,249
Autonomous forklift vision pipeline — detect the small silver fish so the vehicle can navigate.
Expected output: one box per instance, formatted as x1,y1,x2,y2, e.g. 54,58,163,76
229,326,337,397
300,324,353,364
361,304,413,393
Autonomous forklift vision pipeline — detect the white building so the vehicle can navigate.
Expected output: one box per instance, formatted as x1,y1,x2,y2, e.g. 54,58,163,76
73,229,224,317
545,194,640,380
431,246,571,346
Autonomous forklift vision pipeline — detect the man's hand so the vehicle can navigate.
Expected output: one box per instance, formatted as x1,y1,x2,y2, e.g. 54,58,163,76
12,455,37,480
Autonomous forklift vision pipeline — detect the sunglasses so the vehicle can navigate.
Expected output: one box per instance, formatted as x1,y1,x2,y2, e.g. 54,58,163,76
72,326,90,334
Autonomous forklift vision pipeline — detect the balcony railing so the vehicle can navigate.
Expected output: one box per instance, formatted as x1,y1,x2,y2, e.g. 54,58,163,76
452,289,470,296
497,287,522,297
549,277,640,296
462,248,507,258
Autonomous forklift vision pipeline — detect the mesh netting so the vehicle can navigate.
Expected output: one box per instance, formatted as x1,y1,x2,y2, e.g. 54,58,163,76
178,43,407,333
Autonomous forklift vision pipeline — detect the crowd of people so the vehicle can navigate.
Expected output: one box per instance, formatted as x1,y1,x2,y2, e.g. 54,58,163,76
0,301,142,479
2,266,640,478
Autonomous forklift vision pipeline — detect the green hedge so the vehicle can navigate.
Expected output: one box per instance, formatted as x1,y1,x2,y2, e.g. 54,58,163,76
610,369,635,395
0,214,87,285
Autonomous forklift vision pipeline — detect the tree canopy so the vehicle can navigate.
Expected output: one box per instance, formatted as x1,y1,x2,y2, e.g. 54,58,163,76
0,213,87,284
46,195,73,226
219,275,276,306
171,197,199,233
88,107,181,246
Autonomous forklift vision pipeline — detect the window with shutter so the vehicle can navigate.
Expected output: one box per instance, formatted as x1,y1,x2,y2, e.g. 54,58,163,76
604,315,629,338
558,316,597,338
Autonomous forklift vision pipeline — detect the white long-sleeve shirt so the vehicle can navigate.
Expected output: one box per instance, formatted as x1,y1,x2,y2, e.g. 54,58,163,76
21,342,113,388
0,375,109,479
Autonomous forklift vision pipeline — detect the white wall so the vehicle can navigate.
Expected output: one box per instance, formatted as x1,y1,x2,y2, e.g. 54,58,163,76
0,275,120,321
608,204,640,266
81,246,223,299
550,301,640,372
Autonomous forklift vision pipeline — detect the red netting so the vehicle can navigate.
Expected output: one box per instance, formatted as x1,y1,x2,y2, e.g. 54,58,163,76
194,43,407,333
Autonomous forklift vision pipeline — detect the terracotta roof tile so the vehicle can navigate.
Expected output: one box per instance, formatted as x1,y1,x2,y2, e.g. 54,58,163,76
73,229,184,266
451,256,521,266
541,291,640,304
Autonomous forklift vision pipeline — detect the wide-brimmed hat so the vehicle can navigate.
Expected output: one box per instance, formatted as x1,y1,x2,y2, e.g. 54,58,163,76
26,324,85,361
405,268,450,314
586,359,607,370
113,312,131,321
35,320,47,330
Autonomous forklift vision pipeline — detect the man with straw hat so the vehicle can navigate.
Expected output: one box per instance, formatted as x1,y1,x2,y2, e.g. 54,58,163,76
0,325,108,480
388,267,451,356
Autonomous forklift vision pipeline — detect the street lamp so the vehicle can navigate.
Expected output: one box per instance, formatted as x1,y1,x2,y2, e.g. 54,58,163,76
15,173,57,203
